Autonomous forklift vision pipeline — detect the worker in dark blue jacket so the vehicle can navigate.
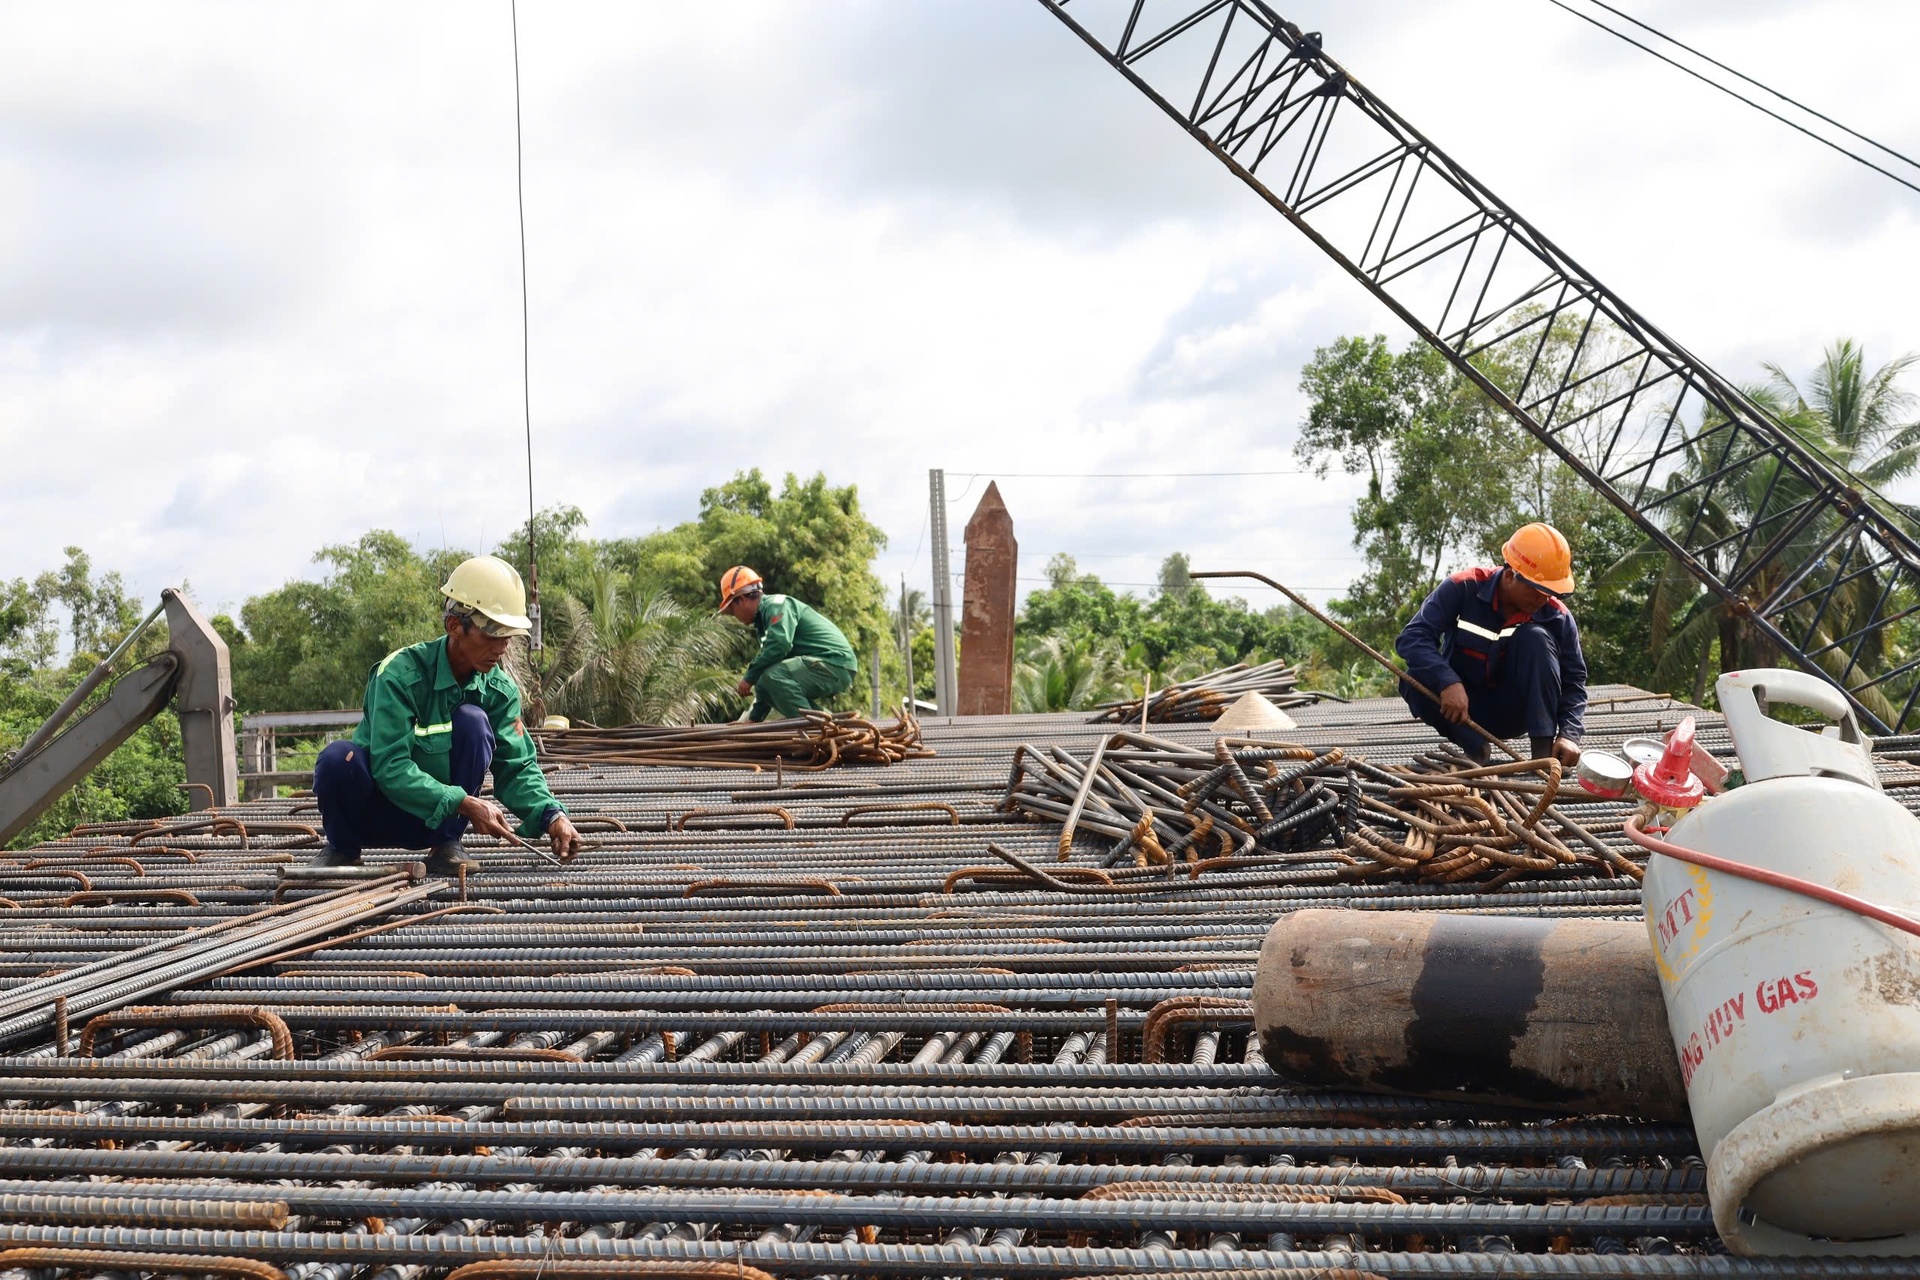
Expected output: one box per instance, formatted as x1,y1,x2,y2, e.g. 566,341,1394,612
1394,522,1586,766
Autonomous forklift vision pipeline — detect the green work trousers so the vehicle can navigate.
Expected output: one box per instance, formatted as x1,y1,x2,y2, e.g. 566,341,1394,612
748,657,856,721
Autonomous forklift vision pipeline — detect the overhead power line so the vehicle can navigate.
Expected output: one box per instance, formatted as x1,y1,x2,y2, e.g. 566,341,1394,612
1577,0,1920,173
1545,0,1920,196
947,470,1308,479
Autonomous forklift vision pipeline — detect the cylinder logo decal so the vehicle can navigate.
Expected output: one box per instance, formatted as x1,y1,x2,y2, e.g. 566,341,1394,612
1649,861,1714,985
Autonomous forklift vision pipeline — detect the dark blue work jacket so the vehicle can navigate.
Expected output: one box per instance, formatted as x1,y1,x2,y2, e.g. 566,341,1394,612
1395,567,1589,741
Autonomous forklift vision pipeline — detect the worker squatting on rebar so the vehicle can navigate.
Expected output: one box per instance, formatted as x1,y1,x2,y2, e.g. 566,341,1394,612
716,566,860,722
308,555,582,874
1395,523,1588,768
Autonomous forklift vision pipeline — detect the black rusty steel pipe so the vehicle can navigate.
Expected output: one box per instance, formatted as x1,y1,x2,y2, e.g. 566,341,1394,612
1254,909,1686,1120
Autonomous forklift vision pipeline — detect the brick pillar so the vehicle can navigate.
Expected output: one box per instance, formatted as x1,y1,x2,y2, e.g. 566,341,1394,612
959,482,1017,716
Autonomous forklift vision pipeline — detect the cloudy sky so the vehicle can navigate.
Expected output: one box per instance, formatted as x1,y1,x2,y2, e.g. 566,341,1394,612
2,0,1915,624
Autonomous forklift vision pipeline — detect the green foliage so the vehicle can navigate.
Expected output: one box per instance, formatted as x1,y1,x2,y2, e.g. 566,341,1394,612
1295,326,1665,690
1016,554,1309,682
0,548,144,673
1297,335,1530,652
0,650,188,853
1021,555,1145,644
1158,552,1192,599
518,567,743,726
234,531,471,713
624,471,889,686
910,626,937,701
0,550,187,849
1606,341,1920,711
493,505,598,604
1013,634,1134,714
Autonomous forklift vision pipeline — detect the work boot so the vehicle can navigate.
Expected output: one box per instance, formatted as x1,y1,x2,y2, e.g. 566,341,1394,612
422,840,479,877
309,843,360,869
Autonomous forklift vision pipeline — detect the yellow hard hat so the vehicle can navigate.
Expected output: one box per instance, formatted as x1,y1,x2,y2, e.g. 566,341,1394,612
717,565,764,610
1502,522,1575,594
441,555,532,636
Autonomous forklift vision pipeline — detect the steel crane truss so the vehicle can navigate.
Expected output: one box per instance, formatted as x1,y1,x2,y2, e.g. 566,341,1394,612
1041,0,1920,730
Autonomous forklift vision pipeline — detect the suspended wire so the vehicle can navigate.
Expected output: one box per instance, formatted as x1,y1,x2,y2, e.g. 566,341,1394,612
1576,0,1920,174
1544,0,1920,197
510,0,541,648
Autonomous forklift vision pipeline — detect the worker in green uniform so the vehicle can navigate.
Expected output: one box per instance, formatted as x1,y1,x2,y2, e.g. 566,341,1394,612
310,555,583,874
717,566,859,721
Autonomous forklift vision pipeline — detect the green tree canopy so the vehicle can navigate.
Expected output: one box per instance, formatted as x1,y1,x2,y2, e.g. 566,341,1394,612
1602,340,1920,708
235,531,470,712
1013,634,1133,714
622,469,891,687
1015,553,1313,683
0,551,187,849
521,565,742,727
1295,329,1656,688
1296,335,1527,649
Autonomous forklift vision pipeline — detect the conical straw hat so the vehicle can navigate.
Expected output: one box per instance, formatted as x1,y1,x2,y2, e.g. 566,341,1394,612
1211,691,1297,735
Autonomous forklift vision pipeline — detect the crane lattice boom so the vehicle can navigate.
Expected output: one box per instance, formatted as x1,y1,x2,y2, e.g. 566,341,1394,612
1040,0,1920,731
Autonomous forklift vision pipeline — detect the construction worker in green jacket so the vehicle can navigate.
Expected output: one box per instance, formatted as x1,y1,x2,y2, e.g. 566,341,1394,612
717,566,858,721
310,555,583,874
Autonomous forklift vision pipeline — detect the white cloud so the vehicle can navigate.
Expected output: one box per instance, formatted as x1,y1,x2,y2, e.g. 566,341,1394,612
0,0,1914,626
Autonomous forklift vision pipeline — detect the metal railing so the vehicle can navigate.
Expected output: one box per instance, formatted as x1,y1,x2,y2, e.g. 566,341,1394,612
239,711,361,798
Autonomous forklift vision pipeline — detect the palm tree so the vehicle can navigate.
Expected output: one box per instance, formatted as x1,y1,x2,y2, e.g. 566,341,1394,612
527,567,743,726
1766,341,1920,502
1608,342,1920,712
1013,634,1135,713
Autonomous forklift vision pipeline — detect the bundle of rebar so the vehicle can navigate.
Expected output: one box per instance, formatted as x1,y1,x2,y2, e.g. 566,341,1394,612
1003,731,1362,872
0,872,440,1048
1342,749,1642,886
533,708,931,770
1005,734,1639,888
1091,660,1315,723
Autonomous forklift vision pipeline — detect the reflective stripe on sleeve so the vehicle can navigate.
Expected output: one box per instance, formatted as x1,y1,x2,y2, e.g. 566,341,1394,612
1456,619,1518,643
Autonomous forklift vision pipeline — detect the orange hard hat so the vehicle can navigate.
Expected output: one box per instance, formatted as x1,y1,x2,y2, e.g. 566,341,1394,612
1502,523,1575,594
717,565,764,609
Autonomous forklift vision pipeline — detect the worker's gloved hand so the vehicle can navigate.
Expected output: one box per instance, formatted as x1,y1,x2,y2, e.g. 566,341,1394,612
1438,682,1469,724
547,813,583,862
736,677,753,698
1552,737,1582,768
458,795,517,841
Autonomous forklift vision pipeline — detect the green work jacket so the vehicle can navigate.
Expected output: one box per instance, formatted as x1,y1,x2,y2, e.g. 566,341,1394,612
745,594,858,683
351,636,563,835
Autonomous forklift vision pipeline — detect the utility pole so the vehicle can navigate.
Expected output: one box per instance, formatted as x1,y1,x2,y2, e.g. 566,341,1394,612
900,575,916,710
928,469,959,717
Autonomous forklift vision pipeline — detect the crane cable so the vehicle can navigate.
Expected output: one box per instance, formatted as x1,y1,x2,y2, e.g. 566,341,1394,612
1545,0,1920,197
510,0,541,652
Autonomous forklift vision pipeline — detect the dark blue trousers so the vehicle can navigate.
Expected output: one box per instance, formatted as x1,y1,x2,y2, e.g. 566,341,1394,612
313,704,493,857
1402,625,1564,756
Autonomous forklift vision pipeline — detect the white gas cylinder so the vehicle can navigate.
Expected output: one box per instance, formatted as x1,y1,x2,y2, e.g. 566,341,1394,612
1643,668,1920,1254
